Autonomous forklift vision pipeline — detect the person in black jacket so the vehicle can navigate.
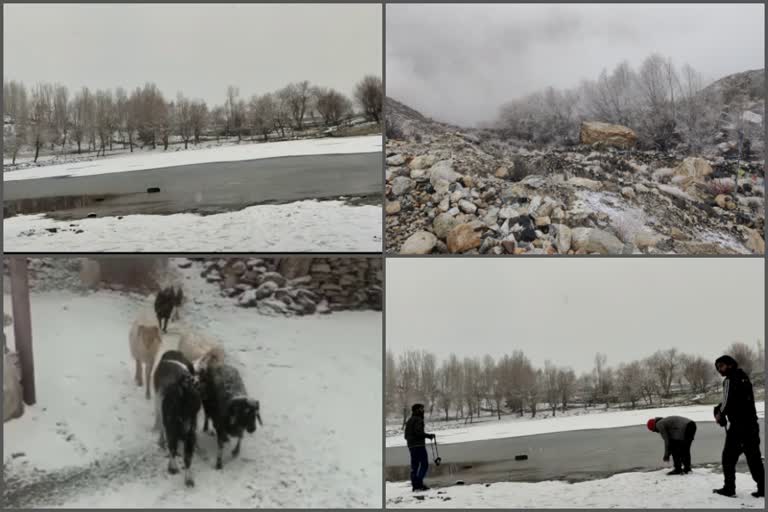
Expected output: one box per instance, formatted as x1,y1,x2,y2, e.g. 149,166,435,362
712,355,764,498
404,403,435,492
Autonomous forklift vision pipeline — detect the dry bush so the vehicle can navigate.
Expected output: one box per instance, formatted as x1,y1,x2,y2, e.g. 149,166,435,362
707,177,736,196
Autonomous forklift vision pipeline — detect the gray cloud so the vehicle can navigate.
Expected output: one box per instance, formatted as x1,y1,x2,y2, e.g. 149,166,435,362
4,4,381,103
386,4,764,126
386,258,764,374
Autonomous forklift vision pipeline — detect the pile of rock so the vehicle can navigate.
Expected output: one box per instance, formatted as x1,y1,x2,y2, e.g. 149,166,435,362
386,132,765,255
198,257,383,316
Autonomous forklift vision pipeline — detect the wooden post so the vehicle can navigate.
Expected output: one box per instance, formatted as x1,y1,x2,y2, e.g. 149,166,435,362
9,256,35,406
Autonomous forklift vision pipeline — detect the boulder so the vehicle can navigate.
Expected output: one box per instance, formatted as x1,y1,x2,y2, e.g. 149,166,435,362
674,157,713,180
579,121,637,149
391,176,413,196
447,223,482,253
567,177,603,191
409,154,437,170
386,154,405,166
570,227,625,255
433,213,460,240
745,229,765,255
401,231,438,255
429,160,460,186
385,201,402,215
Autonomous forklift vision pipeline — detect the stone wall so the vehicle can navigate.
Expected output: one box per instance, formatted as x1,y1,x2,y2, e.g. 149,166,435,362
197,257,383,316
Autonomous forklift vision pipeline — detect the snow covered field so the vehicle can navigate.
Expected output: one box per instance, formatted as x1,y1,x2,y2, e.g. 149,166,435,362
3,200,382,252
3,135,382,181
386,468,764,508
3,261,382,508
385,403,766,447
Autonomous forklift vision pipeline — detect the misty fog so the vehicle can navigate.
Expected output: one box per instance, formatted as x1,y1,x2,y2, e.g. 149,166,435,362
386,4,764,126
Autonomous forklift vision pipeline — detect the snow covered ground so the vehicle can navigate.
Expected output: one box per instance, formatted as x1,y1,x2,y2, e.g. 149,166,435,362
386,468,764,508
385,403,765,447
2,260,382,508
3,135,382,181
3,200,382,252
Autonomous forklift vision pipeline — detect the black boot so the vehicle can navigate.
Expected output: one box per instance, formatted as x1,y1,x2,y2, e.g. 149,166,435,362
713,487,736,497
667,469,683,475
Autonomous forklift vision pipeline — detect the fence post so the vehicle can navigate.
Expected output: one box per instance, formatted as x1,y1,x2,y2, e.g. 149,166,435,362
9,256,35,406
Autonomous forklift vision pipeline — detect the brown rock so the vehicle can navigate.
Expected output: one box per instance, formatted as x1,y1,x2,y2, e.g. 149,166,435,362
501,239,517,253
385,201,402,215
674,157,713,180
579,121,637,148
746,229,765,255
715,194,736,210
447,223,482,253
495,167,509,179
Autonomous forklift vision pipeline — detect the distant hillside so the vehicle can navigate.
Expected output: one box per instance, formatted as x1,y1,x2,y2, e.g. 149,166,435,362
385,97,457,140
702,68,765,104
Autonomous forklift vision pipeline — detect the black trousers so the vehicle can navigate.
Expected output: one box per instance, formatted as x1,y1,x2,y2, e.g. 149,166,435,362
669,421,697,471
722,424,764,492
409,446,429,489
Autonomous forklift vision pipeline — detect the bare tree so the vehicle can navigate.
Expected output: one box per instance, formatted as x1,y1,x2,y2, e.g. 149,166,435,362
94,89,115,156
726,342,757,377
616,361,644,408
189,100,208,144
682,355,714,394
354,75,383,123
53,84,69,150
385,350,398,417
175,93,193,149
544,361,560,416
282,81,312,131
593,353,613,407
248,94,276,142
3,80,28,164
420,352,438,417
556,367,576,413
649,349,679,398
225,85,240,138
28,83,54,162
397,351,422,427
314,86,352,127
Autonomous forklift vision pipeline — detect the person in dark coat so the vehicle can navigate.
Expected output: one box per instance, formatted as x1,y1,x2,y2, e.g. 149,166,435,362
647,416,697,475
404,403,435,492
712,355,764,498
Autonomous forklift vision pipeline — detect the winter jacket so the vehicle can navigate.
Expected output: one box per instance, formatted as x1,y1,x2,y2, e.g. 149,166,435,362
716,368,759,428
655,416,694,458
404,414,428,448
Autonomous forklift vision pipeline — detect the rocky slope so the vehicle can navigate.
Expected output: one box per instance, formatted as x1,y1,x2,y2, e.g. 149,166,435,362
385,100,765,255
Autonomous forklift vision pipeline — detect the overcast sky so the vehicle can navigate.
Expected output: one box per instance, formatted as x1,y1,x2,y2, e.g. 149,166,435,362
387,4,765,126
386,258,764,374
4,4,381,104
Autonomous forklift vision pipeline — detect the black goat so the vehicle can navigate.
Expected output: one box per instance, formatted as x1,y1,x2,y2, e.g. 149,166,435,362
153,350,201,487
199,363,262,469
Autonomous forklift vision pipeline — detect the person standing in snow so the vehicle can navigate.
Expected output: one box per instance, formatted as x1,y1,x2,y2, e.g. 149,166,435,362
712,355,764,498
646,416,697,475
404,403,435,492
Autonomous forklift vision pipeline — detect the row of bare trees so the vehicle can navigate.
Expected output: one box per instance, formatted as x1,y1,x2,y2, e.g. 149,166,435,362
495,52,747,152
3,75,383,164
386,341,763,425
